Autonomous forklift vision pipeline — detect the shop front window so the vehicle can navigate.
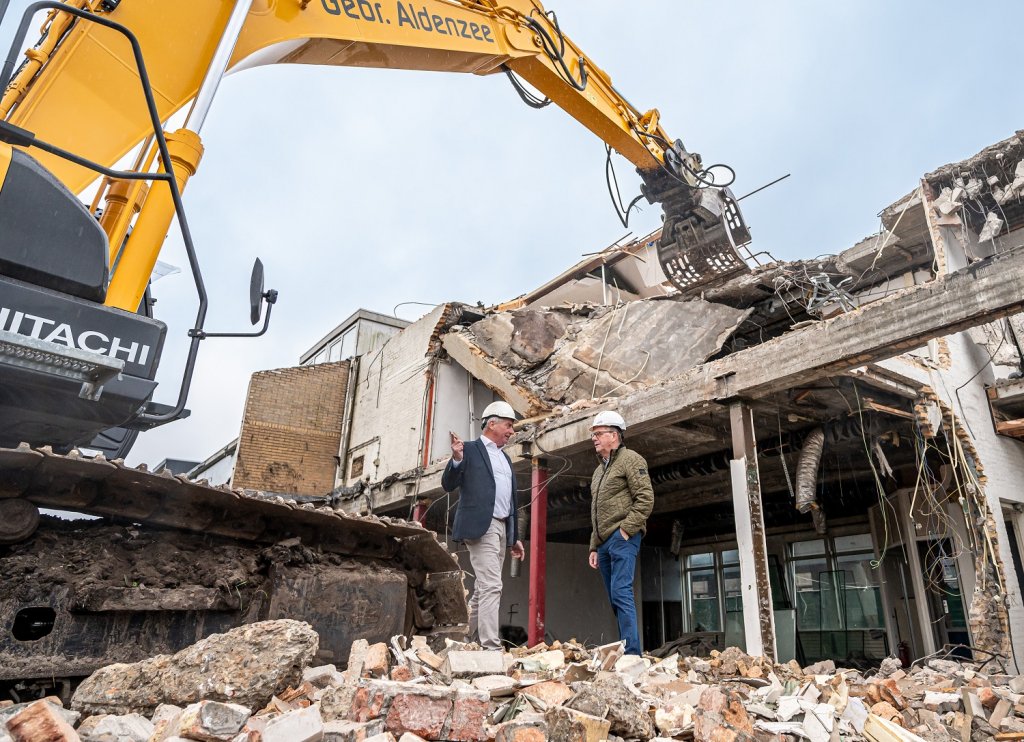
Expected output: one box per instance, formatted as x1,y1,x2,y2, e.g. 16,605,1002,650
789,533,887,666
688,548,720,630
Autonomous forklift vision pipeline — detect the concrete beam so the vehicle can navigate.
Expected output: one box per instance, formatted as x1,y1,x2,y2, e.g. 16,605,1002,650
524,244,1024,457
441,331,549,417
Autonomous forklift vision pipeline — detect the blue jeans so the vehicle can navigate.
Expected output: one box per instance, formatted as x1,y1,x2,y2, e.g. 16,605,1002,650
597,529,642,655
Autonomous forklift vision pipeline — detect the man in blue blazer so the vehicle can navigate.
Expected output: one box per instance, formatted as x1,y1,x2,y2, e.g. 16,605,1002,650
442,400,525,650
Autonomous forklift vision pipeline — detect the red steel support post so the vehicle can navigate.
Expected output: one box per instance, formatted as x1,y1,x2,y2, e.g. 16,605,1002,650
528,458,549,647
412,499,429,525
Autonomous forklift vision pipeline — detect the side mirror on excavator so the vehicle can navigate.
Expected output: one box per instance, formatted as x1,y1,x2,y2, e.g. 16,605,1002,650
198,258,278,338
250,258,273,325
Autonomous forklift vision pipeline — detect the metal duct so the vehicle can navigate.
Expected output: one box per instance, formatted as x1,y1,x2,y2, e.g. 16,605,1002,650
795,426,827,533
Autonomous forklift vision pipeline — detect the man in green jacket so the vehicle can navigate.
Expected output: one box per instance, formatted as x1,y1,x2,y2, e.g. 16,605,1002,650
588,411,654,655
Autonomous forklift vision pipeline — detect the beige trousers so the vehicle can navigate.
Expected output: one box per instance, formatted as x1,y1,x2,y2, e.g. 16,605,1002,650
465,517,507,650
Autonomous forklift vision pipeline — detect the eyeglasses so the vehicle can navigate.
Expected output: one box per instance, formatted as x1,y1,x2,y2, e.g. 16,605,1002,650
590,430,616,438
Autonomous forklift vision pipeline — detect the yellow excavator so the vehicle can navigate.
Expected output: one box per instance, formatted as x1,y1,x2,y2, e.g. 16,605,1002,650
0,0,750,699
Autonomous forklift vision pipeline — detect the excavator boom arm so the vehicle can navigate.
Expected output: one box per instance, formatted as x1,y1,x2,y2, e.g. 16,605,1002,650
3,0,683,194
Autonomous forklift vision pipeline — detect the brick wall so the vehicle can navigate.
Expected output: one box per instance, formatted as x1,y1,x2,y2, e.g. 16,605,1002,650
233,361,350,495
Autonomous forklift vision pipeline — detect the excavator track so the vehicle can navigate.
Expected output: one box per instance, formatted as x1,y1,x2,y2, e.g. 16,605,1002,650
0,444,467,700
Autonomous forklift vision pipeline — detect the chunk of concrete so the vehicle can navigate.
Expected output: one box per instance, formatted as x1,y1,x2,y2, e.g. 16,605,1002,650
520,681,572,708
346,641,370,681
612,654,647,684
803,660,835,675
150,705,184,742
72,620,318,716
260,706,323,742
441,651,504,678
470,675,516,697
544,706,610,742
322,719,383,742
654,703,693,735
319,685,357,722
516,651,564,674
304,665,347,689
694,686,753,742
77,713,154,741
177,701,251,741
561,663,595,684
566,676,653,740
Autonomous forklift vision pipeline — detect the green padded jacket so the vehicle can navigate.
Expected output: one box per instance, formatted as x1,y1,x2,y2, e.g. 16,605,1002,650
589,446,654,551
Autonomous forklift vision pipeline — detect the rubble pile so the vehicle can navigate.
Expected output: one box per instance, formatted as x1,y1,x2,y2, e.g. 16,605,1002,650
448,300,750,410
5,622,1024,741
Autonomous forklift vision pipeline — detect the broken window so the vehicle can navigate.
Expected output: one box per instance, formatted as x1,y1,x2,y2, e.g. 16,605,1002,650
788,533,886,666
686,553,720,633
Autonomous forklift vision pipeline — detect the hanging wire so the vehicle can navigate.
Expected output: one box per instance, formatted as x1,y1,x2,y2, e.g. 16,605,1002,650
604,144,646,228
503,65,551,108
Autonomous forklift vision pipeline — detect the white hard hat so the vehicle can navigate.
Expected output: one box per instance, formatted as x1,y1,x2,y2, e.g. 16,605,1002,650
481,400,517,421
591,410,626,431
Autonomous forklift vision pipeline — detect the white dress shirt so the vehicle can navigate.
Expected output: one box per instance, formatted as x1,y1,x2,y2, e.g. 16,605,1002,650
453,436,513,519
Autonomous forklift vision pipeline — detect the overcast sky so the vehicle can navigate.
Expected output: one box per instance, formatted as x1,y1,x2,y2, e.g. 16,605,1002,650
3,1,1022,468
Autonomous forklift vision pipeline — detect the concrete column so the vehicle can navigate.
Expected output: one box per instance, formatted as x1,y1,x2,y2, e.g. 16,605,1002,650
729,401,776,660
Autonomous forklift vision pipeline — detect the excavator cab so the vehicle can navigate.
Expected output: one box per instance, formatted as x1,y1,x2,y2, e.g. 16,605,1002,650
0,142,167,450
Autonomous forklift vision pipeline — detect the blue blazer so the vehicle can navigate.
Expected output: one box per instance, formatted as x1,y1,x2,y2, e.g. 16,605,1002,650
442,438,519,544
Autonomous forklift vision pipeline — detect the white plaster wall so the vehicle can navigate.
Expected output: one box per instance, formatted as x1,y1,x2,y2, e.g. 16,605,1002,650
427,360,499,466
345,306,444,485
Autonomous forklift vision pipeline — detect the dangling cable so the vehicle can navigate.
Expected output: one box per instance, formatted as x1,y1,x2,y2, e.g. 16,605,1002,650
503,65,551,108
631,126,737,189
605,145,644,227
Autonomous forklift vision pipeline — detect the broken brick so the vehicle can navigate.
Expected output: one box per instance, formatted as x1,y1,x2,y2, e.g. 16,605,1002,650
389,666,412,682
493,720,548,742
6,700,81,742
383,693,451,739
445,691,489,742
363,643,390,679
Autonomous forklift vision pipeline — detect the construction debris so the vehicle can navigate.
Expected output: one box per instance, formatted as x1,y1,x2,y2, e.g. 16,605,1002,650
9,623,1024,741
70,620,318,716
442,299,750,414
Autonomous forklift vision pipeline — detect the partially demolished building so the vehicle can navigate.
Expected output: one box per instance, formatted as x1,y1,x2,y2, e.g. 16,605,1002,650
229,131,1024,669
